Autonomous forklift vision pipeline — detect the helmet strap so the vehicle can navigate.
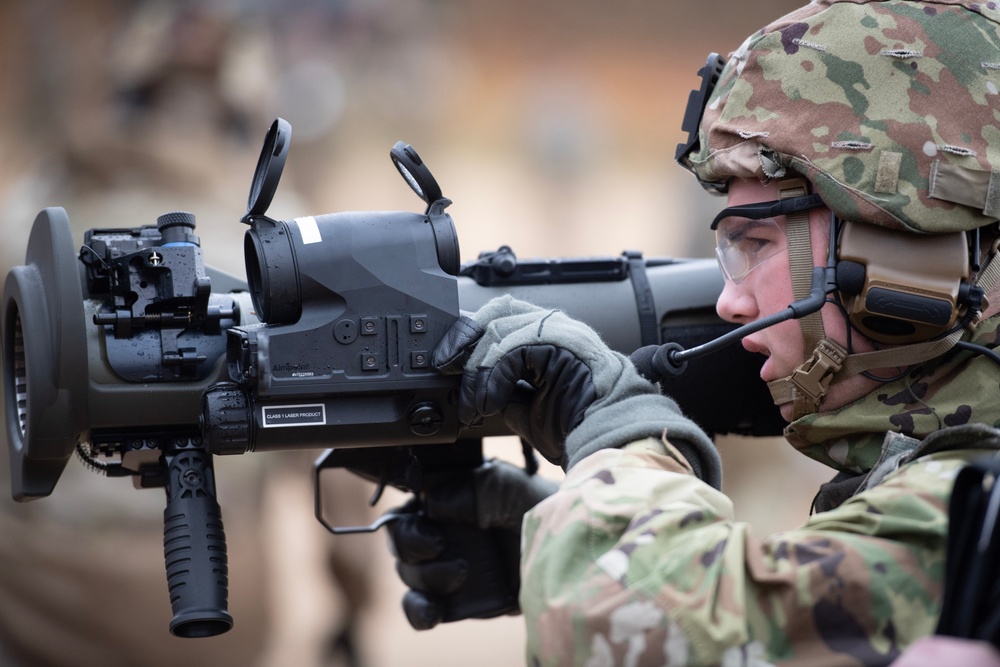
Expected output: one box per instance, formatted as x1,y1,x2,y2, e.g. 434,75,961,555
766,179,840,420
780,179,825,354
768,338,847,418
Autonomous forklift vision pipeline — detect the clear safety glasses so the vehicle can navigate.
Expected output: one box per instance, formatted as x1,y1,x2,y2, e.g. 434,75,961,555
711,193,825,284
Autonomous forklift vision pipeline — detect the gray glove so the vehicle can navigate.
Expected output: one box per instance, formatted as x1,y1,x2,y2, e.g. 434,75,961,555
432,295,721,487
388,459,557,629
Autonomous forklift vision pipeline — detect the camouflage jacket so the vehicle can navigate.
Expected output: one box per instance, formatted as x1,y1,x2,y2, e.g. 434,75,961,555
520,316,1000,666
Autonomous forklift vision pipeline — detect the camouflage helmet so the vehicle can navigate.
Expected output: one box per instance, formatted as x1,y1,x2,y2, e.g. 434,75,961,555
680,0,1000,234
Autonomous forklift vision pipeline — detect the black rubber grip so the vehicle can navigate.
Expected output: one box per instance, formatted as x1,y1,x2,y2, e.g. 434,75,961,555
163,447,233,637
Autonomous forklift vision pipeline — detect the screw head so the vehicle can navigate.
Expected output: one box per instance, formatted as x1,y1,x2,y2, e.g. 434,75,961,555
408,402,443,437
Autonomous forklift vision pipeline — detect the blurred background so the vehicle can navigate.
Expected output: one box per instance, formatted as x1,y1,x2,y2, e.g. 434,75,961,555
0,1,832,665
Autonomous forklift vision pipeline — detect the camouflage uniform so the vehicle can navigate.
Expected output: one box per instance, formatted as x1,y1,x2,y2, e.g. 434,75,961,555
522,312,1000,666
521,1,1000,664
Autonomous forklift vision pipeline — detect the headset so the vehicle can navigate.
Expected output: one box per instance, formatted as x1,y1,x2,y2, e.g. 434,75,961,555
634,53,993,383
835,220,980,345
632,218,989,380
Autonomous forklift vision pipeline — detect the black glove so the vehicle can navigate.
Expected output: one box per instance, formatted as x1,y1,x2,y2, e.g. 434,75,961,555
432,295,721,485
387,459,557,630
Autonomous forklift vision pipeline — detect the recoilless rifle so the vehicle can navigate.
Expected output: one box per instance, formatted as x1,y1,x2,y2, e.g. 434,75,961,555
1,118,781,636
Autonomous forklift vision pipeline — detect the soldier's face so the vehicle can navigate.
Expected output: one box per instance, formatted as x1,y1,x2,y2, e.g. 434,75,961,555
715,178,880,421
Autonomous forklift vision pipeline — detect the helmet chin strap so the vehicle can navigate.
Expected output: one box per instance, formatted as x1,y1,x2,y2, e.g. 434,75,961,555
765,179,846,421
767,341,847,421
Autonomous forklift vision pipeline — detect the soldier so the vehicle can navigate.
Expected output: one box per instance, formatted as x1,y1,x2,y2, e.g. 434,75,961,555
387,0,1000,665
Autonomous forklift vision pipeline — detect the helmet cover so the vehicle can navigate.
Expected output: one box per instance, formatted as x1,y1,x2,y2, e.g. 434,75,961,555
682,0,1000,234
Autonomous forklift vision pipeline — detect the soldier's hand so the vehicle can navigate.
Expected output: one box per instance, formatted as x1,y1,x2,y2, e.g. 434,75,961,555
432,295,721,485
387,460,557,630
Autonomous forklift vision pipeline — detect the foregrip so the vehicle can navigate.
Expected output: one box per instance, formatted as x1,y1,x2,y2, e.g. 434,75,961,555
163,443,234,637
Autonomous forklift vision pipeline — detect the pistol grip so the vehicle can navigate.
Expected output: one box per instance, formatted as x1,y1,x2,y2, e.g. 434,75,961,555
163,447,233,637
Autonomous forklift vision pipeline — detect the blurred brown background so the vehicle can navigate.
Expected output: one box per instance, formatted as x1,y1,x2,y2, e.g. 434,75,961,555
0,1,831,666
